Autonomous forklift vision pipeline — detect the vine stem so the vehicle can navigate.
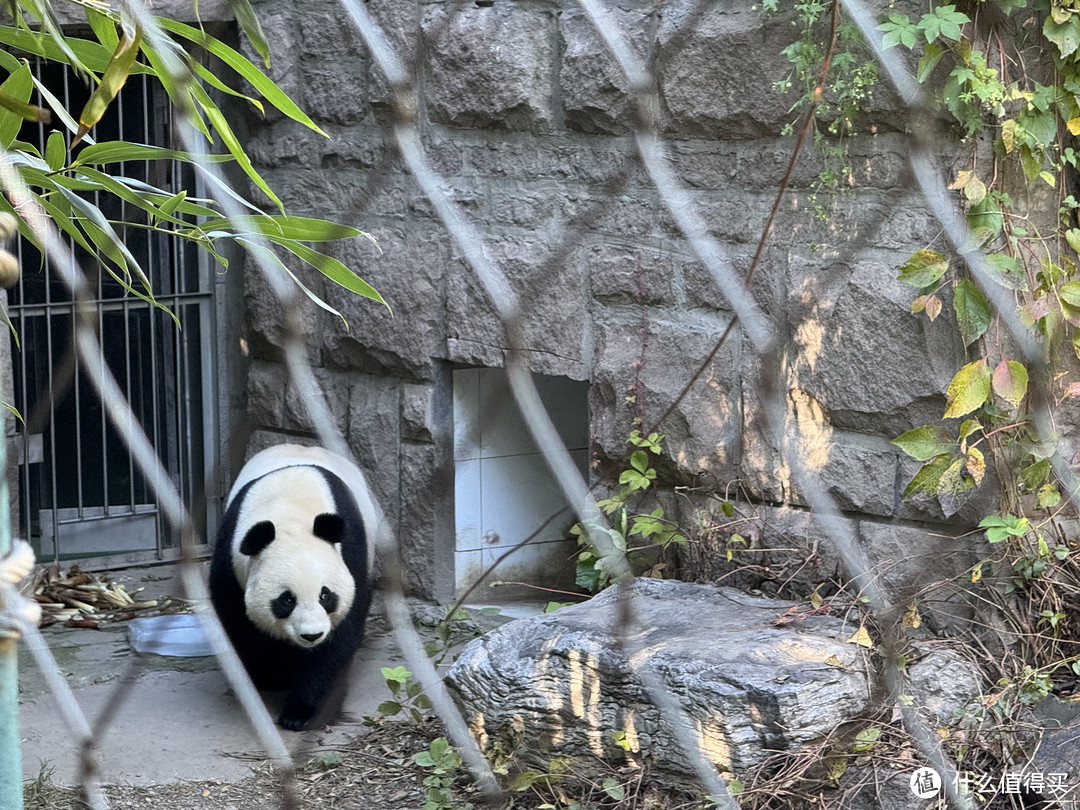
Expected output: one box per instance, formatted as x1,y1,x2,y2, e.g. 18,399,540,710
645,0,842,438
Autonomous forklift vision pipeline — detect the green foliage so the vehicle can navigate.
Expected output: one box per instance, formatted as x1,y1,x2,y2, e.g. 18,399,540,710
571,429,686,593
415,738,474,810
0,0,384,331
376,665,432,723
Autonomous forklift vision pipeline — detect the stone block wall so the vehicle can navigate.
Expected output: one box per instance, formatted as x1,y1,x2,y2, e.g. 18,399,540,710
239,0,979,602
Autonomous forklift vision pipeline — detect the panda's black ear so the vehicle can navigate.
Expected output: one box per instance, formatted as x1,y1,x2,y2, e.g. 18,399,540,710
312,513,345,544
239,521,276,556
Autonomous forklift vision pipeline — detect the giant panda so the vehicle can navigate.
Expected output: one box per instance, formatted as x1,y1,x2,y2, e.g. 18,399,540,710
209,443,376,731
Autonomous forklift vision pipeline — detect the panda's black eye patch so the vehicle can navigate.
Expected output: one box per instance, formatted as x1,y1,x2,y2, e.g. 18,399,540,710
271,590,297,619
319,587,339,614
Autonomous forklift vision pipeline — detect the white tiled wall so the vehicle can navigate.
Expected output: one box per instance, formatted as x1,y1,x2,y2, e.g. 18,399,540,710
453,368,588,597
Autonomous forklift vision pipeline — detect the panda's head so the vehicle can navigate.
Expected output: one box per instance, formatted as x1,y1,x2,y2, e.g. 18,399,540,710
238,513,356,649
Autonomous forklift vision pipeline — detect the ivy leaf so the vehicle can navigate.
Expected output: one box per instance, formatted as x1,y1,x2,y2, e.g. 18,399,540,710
917,41,945,82
1067,229,1080,255
852,727,882,752
968,194,1003,241
964,446,986,487
1060,280,1080,307
944,359,991,418
923,5,970,42
1020,145,1044,183
992,359,1028,407
903,454,952,499
847,625,874,648
1044,14,1080,59
1001,119,1017,153
937,454,980,517
958,418,982,451
912,294,943,321
898,249,949,288
1038,484,1062,510
982,254,1026,290
953,279,991,346
978,514,1029,542
877,13,917,50
602,779,626,802
893,425,955,460
1020,458,1052,491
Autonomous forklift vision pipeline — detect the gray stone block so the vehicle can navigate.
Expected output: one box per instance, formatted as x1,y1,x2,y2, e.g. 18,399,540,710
445,236,589,379
591,312,741,484
585,242,676,307
346,375,402,530
657,3,796,139
321,226,449,379
296,1,369,126
245,360,286,429
796,257,964,437
559,8,653,135
423,4,554,132
242,251,324,364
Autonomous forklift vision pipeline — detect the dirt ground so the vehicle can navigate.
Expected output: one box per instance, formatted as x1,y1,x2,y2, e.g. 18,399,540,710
23,718,452,810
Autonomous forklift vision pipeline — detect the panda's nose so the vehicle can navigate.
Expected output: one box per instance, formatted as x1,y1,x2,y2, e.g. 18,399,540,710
301,631,324,643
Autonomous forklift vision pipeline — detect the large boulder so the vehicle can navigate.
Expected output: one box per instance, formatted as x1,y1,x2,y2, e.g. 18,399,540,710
445,579,874,778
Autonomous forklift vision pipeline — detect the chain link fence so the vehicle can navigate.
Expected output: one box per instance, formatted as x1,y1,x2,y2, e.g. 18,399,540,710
1,0,1078,807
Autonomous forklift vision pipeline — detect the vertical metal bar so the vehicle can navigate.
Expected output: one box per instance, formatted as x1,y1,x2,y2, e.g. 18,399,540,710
15,238,31,547
0,422,22,808
44,262,59,564
124,302,135,511
148,300,162,554
74,304,85,520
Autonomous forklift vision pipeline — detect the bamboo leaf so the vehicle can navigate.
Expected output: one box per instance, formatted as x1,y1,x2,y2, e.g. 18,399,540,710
227,0,271,68
0,87,49,124
236,237,349,323
265,235,388,308
74,19,141,146
44,129,65,171
190,81,282,209
30,71,85,139
0,25,125,74
73,140,233,167
0,63,33,148
84,6,120,51
207,214,367,242
156,17,327,136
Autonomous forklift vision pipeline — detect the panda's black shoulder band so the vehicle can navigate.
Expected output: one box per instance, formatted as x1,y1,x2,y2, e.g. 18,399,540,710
239,521,276,555
312,513,346,544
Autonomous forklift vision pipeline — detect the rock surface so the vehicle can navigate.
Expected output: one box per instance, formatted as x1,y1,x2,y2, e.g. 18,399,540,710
445,579,872,777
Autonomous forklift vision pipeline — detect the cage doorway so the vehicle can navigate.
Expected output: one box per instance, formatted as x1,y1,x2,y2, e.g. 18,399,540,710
452,367,589,600
7,61,219,563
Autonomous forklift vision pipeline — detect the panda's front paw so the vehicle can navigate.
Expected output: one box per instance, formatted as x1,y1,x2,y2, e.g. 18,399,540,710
278,701,315,732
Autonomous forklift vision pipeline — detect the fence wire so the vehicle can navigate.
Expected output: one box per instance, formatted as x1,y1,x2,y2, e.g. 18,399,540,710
2,0,1077,808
